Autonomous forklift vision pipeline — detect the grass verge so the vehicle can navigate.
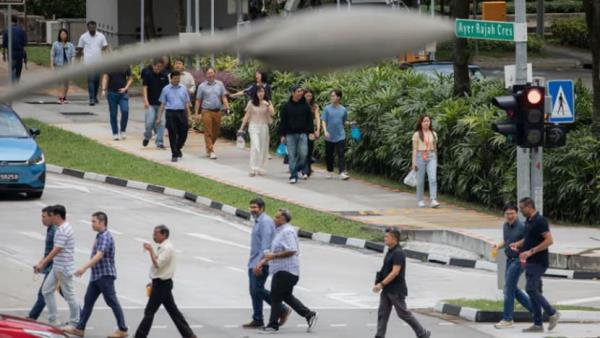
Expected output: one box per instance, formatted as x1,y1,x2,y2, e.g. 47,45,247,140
24,119,383,242
445,298,600,312
26,45,51,67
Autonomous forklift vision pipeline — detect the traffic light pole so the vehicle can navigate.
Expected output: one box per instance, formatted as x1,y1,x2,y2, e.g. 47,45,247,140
515,0,543,215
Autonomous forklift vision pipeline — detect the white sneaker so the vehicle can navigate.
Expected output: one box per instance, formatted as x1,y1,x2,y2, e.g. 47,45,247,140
289,177,298,184
120,132,126,140
430,200,440,208
494,320,513,329
301,173,308,180
324,172,334,179
418,201,426,208
210,152,217,159
112,134,119,141
340,172,350,180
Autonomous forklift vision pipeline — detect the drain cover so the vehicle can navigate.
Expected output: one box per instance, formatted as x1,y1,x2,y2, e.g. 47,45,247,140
60,112,96,116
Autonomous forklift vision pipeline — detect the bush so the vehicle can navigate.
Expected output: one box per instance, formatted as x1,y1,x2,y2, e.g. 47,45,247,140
551,16,590,49
505,0,583,14
469,35,545,53
222,61,600,224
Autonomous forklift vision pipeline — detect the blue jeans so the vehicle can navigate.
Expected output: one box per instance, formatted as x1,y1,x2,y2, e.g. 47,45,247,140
77,276,128,332
416,151,437,201
286,133,308,179
107,91,129,135
503,258,531,321
88,74,100,102
144,105,165,146
249,266,271,322
525,263,556,326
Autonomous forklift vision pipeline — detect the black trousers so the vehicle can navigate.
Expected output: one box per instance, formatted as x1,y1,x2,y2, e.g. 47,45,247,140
165,110,189,157
135,279,195,338
325,140,346,173
375,291,427,338
267,271,312,330
303,139,315,175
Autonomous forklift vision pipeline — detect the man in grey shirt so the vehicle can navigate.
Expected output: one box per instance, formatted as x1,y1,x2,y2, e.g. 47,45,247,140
35,205,80,327
194,67,230,160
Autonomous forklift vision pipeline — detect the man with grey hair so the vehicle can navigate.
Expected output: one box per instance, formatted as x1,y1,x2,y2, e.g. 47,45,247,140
255,208,317,334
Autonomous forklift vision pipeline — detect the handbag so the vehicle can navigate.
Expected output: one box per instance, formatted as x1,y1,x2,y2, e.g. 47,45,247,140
236,131,246,149
403,170,417,187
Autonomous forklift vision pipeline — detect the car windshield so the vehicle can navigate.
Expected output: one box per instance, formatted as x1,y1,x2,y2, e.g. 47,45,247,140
0,111,29,137
412,64,454,76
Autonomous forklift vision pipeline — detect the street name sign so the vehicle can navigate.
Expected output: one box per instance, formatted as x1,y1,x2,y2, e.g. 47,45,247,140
548,80,575,124
455,19,527,42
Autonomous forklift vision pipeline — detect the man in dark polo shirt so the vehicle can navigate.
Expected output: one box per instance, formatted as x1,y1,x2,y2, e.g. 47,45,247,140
492,203,531,329
510,198,559,333
142,59,169,149
373,227,430,338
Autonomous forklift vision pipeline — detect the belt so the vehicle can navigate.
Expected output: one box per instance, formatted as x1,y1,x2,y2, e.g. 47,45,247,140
166,109,184,112
202,108,221,112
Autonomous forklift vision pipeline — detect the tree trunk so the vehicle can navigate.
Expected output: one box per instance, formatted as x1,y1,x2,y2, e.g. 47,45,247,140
452,0,471,97
144,0,157,38
584,0,600,138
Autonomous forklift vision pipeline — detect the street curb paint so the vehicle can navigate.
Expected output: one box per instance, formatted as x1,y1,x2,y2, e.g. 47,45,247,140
435,302,600,323
45,164,600,280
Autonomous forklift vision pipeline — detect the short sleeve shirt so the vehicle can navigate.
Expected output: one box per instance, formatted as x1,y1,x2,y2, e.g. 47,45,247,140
159,84,190,110
522,212,550,268
142,70,170,106
106,67,132,92
77,31,108,64
380,245,408,296
503,220,527,259
321,104,348,143
90,230,117,281
245,101,272,125
270,224,300,276
196,80,226,110
52,222,75,273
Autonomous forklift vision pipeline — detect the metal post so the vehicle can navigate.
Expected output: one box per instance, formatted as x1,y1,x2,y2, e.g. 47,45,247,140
430,0,434,16
347,0,351,10
531,147,543,214
236,0,242,61
140,0,145,43
210,0,215,67
536,0,544,37
7,4,13,85
186,0,192,32
337,0,340,9
195,0,200,70
515,0,531,213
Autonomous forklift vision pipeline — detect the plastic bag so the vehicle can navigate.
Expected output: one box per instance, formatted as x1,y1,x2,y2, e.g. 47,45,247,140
276,143,288,157
236,131,246,149
403,170,417,187
351,123,362,141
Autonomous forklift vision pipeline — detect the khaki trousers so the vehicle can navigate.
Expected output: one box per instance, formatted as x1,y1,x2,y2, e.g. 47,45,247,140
202,110,221,153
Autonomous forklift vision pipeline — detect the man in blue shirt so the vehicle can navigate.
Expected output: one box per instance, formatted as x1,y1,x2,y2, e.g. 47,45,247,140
2,16,28,82
492,204,531,329
64,212,128,338
28,206,60,320
322,89,349,180
157,71,192,162
244,198,290,329
510,198,559,333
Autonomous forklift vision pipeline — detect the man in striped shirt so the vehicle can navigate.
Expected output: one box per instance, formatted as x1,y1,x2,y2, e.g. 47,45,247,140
63,212,128,338
35,205,80,327
255,209,318,334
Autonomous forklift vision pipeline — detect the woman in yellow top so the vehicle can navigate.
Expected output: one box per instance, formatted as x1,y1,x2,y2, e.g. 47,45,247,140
412,115,440,208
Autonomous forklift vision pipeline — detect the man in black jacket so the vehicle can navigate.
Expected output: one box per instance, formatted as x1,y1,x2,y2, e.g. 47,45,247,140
280,85,314,184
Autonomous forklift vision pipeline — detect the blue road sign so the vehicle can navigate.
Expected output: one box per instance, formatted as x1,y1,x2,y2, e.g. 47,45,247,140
548,80,575,124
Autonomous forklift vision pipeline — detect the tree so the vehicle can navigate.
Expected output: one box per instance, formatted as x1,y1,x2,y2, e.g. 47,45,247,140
143,0,158,38
27,0,85,18
452,0,471,96
584,0,600,137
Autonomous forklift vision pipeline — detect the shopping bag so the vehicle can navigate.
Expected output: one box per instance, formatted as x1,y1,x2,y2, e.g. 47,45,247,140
351,123,362,141
403,170,417,187
236,131,246,149
276,143,288,157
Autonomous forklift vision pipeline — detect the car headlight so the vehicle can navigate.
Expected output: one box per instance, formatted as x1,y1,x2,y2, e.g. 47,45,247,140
23,329,67,338
28,153,45,165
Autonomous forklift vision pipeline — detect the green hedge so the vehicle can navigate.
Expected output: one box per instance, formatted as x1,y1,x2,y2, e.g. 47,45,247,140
551,16,590,49
503,0,583,14
223,61,600,224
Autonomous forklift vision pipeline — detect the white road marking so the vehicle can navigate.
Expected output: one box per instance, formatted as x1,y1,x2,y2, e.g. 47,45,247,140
0,306,378,311
557,296,600,305
224,324,239,328
438,322,455,326
35,201,47,208
367,323,377,327
118,294,146,306
45,183,90,193
18,231,46,241
134,237,150,244
331,324,348,327
110,229,124,235
151,325,167,329
297,324,308,327
187,233,250,250
226,266,245,273
190,325,204,328
194,256,215,263
295,285,313,293
80,219,91,225
326,293,372,309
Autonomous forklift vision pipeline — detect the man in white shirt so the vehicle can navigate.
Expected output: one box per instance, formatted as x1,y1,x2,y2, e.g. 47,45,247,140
171,59,196,98
77,21,109,106
135,225,197,338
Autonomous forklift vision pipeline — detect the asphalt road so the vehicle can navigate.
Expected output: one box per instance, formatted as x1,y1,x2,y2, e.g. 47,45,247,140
1,174,600,338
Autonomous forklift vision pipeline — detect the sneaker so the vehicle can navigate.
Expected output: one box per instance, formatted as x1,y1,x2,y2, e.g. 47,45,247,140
289,177,298,184
120,132,127,140
340,172,350,180
522,324,544,333
325,172,334,179
494,320,514,329
419,330,431,338
259,327,278,334
210,152,217,159
107,330,129,338
306,312,318,332
418,201,426,208
62,325,84,337
430,200,440,208
58,97,65,104
279,307,291,327
548,311,560,331
249,171,256,177
157,144,166,149
112,134,119,141
142,139,149,147
300,173,308,180
89,100,95,106
171,157,178,162
242,320,264,329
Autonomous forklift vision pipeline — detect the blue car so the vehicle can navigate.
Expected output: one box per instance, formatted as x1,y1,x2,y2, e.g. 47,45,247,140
0,105,45,199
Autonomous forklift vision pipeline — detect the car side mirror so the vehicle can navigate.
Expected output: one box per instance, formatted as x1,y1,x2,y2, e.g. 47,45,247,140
30,128,41,137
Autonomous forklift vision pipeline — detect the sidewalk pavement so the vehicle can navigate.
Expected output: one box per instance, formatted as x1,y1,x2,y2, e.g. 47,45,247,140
3,63,599,263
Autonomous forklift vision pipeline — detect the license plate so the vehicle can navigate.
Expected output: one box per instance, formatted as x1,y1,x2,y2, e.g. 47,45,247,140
0,173,19,181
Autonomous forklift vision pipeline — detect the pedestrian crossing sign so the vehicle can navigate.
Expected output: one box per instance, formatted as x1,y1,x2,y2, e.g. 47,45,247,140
548,80,575,124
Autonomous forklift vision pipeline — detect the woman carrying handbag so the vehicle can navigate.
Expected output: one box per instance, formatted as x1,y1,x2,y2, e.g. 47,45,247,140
412,115,440,208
